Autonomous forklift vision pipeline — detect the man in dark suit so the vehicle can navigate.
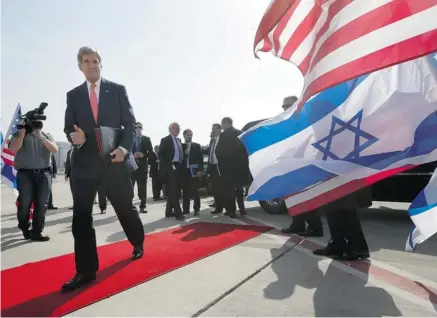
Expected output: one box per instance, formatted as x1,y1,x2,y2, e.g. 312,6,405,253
149,145,163,200
47,153,58,209
215,117,249,218
181,129,204,216
62,46,145,292
158,122,185,221
208,124,222,213
131,122,153,213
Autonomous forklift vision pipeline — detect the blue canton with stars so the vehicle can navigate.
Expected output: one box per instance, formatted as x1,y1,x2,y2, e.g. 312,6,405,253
312,110,378,161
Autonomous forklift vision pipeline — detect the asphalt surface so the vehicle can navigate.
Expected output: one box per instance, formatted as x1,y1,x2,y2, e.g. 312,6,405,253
1,180,436,316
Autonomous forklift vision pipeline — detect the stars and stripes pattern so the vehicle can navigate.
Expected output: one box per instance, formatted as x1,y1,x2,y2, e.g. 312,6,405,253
1,104,22,191
253,0,437,109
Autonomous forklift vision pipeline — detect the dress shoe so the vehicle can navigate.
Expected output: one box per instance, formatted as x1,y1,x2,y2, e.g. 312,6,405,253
47,206,58,210
334,250,370,261
296,229,324,237
193,210,200,216
140,208,147,214
281,227,303,234
313,243,343,257
30,234,50,242
175,215,186,221
100,209,106,214
240,210,247,216
61,272,96,292
132,246,144,260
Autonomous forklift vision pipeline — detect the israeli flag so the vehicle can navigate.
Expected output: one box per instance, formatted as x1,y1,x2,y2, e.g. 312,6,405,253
406,168,437,251
240,53,437,212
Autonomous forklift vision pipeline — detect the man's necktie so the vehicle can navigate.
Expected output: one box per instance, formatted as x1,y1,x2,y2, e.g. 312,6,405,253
90,83,98,122
136,137,141,151
176,139,183,163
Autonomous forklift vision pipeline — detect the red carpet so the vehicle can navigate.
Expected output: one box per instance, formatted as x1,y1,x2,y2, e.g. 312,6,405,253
1,222,271,317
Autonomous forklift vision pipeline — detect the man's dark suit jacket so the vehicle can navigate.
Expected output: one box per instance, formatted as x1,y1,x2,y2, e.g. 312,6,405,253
132,135,153,173
148,151,159,179
64,78,137,179
182,142,204,173
50,154,57,176
158,135,182,176
65,149,72,178
216,127,250,185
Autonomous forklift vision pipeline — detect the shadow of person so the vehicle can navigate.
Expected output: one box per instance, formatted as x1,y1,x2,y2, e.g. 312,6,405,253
173,222,241,242
105,217,197,243
313,261,402,317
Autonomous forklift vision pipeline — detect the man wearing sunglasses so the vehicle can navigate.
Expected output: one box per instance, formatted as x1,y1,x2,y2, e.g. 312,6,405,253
132,122,153,213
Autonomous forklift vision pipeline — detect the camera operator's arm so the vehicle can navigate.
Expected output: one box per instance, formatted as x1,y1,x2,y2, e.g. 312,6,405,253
36,131,58,153
8,120,26,154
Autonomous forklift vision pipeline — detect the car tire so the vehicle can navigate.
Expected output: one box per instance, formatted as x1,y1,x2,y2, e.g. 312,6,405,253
259,199,288,214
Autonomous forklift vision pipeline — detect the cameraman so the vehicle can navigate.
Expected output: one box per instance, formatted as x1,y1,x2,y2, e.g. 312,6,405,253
9,119,58,241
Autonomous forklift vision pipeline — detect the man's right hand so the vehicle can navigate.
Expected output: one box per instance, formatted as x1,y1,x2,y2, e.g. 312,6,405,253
17,120,26,137
70,125,85,145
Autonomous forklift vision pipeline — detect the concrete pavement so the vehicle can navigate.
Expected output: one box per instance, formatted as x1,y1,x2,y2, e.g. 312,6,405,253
1,180,436,316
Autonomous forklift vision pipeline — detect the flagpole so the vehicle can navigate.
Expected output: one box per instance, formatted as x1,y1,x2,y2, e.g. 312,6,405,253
1,103,21,151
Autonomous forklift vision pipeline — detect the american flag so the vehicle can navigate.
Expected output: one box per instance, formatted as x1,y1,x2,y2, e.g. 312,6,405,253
1,104,22,191
254,0,437,109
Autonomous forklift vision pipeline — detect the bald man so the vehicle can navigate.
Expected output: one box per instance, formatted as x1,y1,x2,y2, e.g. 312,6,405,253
158,122,185,221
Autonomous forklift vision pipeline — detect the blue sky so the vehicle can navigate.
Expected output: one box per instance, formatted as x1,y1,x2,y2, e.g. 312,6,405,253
1,0,302,146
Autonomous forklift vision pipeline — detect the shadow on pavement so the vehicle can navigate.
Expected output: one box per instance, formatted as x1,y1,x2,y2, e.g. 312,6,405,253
264,243,402,316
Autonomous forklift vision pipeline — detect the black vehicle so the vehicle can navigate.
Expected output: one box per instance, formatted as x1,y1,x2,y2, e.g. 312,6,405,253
241,119,437,214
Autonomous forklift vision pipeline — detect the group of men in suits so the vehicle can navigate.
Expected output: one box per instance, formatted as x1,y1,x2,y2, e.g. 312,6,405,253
157,123,203,220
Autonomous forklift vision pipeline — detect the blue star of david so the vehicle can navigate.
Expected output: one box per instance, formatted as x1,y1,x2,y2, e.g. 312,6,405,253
312,110,378,161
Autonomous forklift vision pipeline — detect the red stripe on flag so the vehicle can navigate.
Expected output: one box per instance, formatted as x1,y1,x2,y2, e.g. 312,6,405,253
281,4,322,60
299,0,353,75
287,166,416,216
272,0,301,54
298,29,437,111
308,0,437,75
254,0,297,57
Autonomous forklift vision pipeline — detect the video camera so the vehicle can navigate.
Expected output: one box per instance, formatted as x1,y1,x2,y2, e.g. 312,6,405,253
17,102,48,131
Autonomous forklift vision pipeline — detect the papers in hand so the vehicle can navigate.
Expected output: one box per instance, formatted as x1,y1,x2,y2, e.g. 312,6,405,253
95,126,122,156
189,164,200,177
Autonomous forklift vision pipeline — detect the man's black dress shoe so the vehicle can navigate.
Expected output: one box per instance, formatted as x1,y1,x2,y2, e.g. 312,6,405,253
296,229,324,237
175,215,186,221
313,243,343,257
61,272,96,292
281,227,302,234
31,234,50,242
132,246,144,260
334,250,370,261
